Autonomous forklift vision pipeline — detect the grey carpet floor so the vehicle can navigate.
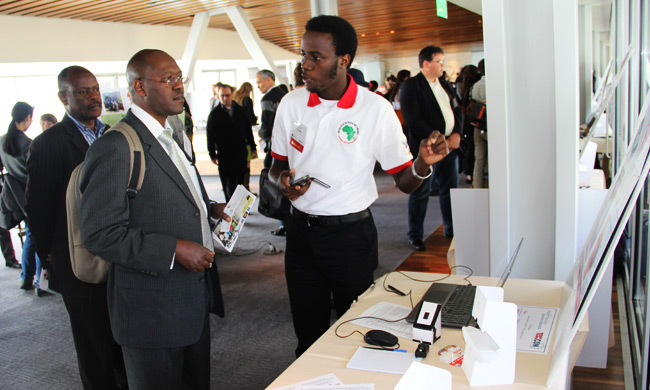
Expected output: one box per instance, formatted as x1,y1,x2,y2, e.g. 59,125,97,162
0,171,443,390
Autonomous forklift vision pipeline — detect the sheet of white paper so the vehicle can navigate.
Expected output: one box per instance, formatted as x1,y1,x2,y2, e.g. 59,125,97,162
295,384,374,390
394,361,452,390
270,373,343,390
212,185,256,252
346,347,414,374
516,305,558,354
350,302,413,340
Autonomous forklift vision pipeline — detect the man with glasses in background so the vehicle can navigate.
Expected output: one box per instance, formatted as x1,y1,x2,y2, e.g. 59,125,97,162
401,46,463,249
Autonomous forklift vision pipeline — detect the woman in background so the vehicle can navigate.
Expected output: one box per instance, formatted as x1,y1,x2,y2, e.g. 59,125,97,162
233,82,258,190
0,102,50,297
39,113,57,131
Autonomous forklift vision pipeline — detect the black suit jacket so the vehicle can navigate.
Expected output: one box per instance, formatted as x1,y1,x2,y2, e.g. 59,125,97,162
79,110,224,348
25,115,99,294
400,72,463,157
206,102,256,167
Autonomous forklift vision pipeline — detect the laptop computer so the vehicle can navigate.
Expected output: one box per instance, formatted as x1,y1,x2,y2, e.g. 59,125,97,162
406,238,524,328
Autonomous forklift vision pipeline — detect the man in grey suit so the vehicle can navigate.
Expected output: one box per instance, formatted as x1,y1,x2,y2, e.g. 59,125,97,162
78,49,227,390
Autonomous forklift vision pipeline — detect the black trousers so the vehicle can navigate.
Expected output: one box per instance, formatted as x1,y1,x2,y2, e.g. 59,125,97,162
121,313,210,390
218,164,246,202
285,210,378,357
62,285,126,390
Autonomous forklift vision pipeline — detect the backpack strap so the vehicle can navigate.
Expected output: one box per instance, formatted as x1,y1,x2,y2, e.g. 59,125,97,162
107,122,145,199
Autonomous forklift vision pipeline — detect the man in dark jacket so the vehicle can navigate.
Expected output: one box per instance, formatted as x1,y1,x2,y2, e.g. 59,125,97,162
206,84,257,201
25,66,126,389
400,46,463,248
257,69,288,235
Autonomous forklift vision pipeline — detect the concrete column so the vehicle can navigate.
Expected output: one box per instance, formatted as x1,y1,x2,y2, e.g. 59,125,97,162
482,0,579,281
579,5,593,124
311,0,338,16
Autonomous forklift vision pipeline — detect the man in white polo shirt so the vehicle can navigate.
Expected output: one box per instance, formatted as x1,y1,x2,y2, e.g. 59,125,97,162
269,15,449,357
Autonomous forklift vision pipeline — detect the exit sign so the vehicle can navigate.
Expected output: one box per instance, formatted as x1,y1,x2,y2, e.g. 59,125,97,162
437,0,448,19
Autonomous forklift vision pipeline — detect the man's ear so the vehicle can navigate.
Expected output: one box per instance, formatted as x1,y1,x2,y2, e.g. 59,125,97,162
133,79,147,97
57,91,67,106
339,54,351,70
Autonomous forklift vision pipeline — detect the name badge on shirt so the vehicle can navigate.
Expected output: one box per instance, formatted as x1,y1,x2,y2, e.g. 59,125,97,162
290,121,308,153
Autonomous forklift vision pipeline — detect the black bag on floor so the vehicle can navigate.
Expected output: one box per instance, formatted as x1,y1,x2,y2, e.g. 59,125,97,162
258,168,290,221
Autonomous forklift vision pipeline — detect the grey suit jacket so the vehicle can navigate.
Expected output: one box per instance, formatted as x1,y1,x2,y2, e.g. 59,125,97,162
78,110,224,349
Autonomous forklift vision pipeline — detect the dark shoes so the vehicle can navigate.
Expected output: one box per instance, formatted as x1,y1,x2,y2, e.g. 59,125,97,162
36,288,53,297
5,259,21,269
408,239,426,251
271,227,286,236
19,280,34,291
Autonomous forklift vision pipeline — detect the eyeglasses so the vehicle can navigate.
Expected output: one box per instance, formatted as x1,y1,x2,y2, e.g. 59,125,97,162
141,75,186,87
431,59,444,65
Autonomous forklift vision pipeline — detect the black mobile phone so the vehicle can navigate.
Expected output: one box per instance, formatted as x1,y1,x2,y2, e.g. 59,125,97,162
290,175,311,187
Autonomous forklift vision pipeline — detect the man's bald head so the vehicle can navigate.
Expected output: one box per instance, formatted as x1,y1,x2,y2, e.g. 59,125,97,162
126,49,171,95
58,66,94,92
126,49,185,125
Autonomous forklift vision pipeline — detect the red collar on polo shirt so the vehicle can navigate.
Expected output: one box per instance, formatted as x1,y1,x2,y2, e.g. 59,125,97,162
307,74,358,109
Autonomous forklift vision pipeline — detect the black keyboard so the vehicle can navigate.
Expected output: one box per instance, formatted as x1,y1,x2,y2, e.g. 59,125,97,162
441,285,477,328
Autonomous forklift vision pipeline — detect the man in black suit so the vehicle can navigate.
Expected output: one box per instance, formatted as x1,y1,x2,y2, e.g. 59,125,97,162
25,66,126,389
206,84,257,201
78,49,227,390
400,46,463,248
257,69,288,235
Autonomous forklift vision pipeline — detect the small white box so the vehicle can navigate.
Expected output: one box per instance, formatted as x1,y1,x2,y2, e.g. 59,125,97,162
412,301,441,344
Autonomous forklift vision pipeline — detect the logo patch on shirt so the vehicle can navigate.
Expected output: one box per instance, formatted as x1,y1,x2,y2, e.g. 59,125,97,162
337,121,360,144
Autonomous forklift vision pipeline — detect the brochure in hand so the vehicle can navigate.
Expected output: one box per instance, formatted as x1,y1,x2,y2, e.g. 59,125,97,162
212,185,256,252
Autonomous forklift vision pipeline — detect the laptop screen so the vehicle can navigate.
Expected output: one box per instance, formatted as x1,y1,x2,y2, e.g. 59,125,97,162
497,238,524,288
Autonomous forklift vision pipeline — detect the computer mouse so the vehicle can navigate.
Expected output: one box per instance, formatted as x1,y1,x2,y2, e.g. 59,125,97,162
364,329,398,347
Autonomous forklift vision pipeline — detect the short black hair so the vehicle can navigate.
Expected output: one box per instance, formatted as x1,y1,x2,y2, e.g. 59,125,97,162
58,65,92,92
418,46,444,68
305,15,357,68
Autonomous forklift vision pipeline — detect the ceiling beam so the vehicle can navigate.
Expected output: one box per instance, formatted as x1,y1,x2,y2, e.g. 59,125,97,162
181,11,210,85
225,5,286,84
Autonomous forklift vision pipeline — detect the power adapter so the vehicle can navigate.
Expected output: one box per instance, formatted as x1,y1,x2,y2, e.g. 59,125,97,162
263,243,283,256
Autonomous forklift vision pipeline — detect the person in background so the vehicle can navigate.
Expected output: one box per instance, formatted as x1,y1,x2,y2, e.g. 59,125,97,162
233,81,258,190
207,84,257,200
208,82,223,112
401,46,463,247
183,98,194,141
456,64,481,184
26,66,127,389
347,68,370,88
368,80,378,92
294,63,305,88
256,69,287,236
383,74,397,100
389,69,411,110
0,102,51,296
472,59,488,188
40,113,58,131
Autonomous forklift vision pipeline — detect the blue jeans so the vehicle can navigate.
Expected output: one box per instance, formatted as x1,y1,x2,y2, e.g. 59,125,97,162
407,151,458,239
21,224,41,288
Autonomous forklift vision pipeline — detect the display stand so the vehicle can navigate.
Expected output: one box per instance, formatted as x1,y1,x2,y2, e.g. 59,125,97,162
462,286,517,386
